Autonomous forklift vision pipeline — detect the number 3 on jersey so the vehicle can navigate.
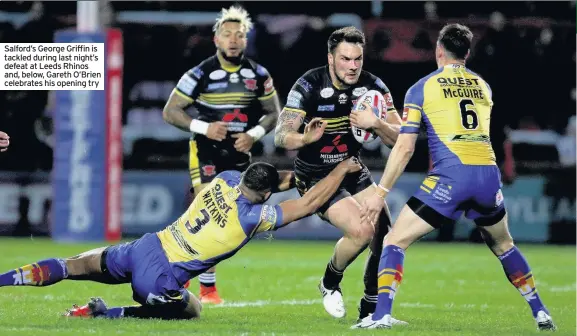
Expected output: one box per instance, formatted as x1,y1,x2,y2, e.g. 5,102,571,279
185,209,210,234
459,99,479,130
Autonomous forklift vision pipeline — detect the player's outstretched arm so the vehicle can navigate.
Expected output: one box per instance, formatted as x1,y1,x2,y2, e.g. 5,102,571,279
276,158,361,227
274,110,326,150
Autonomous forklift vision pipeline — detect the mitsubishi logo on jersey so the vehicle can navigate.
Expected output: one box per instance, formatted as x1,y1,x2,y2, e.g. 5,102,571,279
320,135,348,153
222,108,248,123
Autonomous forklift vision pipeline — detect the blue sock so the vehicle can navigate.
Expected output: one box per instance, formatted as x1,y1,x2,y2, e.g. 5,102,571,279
0,258,67,287
499,246,548,318
372,245,405,321
103,307,125,318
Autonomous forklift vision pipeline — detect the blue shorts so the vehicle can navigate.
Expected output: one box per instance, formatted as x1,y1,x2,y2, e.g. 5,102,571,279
411,165,506,225
103,233,188,306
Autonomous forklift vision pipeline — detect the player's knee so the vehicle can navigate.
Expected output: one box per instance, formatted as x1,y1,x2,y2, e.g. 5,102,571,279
65,248,105,276
345,223,374,245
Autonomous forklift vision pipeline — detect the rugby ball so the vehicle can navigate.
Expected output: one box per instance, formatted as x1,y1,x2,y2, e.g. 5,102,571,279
351,90,386,143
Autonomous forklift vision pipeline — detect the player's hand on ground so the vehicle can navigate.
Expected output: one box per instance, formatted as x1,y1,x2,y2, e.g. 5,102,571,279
350,102,378,130
207,122,228,141
0,131,10,152
361,193,385,226
337,156,362,174
232,133,255,153
303,117,326,145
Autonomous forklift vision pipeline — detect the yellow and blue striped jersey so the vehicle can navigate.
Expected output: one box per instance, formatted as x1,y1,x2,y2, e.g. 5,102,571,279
400,64,496,169
156,171,283,282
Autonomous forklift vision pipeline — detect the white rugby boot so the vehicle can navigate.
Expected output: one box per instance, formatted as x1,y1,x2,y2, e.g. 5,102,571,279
318,278,346,318
536,310,557,331
350,313,393,329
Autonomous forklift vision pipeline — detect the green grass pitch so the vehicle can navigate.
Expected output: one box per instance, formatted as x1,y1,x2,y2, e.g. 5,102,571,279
0,238,574,336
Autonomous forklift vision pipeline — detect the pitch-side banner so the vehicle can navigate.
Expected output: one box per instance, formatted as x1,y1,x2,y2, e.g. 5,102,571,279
0,172,573,244
52,29,123,242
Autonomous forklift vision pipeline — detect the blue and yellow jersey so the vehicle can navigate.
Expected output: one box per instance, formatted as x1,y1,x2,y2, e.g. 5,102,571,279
400,64,496,169
156,171,283,281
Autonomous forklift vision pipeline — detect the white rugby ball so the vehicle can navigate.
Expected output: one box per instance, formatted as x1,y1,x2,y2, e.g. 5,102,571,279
351,90,386,143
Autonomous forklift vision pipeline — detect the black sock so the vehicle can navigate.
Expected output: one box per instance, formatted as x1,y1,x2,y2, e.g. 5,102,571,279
362,209,391,302
322,259,344,290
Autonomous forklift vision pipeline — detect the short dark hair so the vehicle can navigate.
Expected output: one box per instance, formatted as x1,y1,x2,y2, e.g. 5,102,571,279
241,162,280,193
438,23,473,60
327,26,365,54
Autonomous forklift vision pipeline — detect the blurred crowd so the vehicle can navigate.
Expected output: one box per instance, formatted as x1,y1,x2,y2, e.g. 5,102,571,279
0,1,574,175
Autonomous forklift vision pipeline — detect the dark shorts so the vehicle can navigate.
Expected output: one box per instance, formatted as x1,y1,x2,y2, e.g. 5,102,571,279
294,161,373,216
102,233,189,306
189,138,251,188
410,165,506,227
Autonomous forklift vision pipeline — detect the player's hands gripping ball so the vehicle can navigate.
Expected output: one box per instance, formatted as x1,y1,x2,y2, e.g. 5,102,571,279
207,122,228,141
0,131,10,152
302,117,327,145
350,102,379,130
337,156,363,174
232,133,255,154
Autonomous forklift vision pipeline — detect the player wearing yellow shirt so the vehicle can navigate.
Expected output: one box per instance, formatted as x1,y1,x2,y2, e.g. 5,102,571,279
352,24,556,331
0,154,362,320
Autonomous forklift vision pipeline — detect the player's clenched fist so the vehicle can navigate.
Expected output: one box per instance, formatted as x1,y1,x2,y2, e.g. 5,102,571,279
232,133,255,154
206,122,228,141
302,117,326,145
0,131,10,152
336,156,362,174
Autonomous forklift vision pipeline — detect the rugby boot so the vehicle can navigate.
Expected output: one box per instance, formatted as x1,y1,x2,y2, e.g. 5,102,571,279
199,285,223,304
536,310,557,331
318,278,346,318
64,297,108,318
350,313,393,329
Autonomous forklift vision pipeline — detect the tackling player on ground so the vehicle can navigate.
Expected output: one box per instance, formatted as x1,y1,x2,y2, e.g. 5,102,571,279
352,24,556,331
0,156,363,320
163,6,280,304
274,26,405,323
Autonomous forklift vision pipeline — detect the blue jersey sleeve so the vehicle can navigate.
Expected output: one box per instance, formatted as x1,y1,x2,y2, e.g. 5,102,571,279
215,170,241,188
239,204,284,236
400,81,425,134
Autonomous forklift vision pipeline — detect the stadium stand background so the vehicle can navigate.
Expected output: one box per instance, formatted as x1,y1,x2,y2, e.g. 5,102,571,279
0,1,574,244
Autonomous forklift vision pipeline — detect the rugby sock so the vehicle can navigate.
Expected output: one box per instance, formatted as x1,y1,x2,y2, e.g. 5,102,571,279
372,245,405,321
199,272,216,288
322,259,344,289
0,258,67,287
498,246,549,318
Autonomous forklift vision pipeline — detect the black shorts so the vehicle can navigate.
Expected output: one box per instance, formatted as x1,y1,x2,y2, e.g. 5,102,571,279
294,161,373,216
189,139,251,189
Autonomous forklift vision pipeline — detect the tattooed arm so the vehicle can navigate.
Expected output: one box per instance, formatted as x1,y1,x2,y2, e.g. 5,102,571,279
274,109,306,150
258,94,281,133
162,91,194,132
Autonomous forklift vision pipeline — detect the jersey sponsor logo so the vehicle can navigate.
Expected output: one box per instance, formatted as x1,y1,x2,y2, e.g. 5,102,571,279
240,68,256,78
352,87,367,97
222,108,248,123
297,78,312,92
176,74,198,95
437,77,480,86
243,78,257,91
402,107,409,122
207,82,228,91
202,165,216,177
209,69,227,80
191,67,203,79
229,73,239,83
320,135,348,154
286,90,303,108
383,92,394,108
320,87,334,98
317,104,335,112
338,93,347,104
264,77,274,94
375,78,387,91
